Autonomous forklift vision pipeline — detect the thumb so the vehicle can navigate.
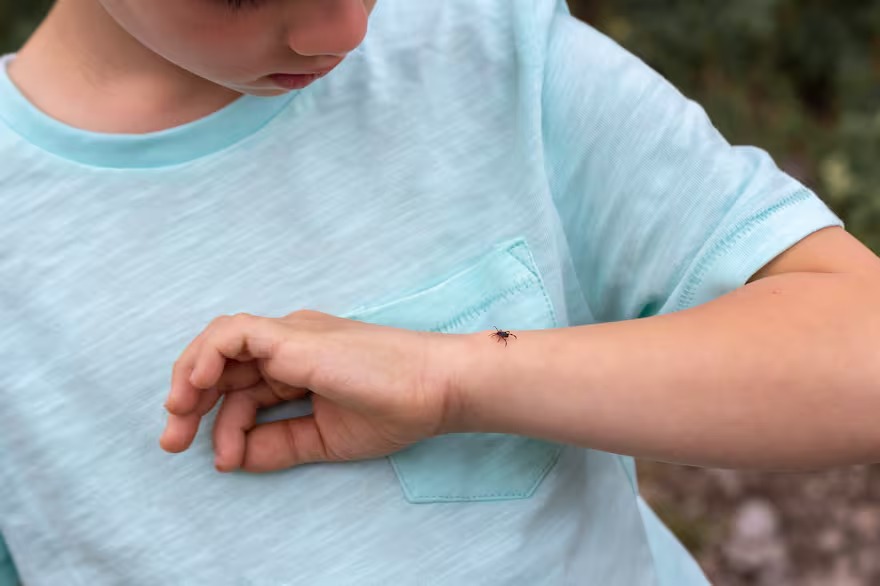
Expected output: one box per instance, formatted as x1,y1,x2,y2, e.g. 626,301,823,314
242,416,330,472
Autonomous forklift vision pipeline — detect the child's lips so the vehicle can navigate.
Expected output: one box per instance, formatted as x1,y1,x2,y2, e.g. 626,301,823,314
267,65,338,90
267,73,322,90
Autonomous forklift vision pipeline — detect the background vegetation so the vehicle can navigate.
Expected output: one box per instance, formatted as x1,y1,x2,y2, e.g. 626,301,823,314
577,0,880,254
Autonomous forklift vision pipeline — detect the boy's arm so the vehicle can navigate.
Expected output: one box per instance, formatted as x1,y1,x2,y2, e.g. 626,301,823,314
446,227,880,470
163,229,879,472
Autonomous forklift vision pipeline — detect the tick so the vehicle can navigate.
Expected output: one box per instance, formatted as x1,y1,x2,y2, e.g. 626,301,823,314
490,327,517,347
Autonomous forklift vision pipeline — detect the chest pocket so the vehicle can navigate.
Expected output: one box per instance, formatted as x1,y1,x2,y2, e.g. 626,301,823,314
342,238,562,503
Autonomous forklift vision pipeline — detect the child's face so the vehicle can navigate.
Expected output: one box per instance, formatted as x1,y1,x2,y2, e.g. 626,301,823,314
98,0,377,95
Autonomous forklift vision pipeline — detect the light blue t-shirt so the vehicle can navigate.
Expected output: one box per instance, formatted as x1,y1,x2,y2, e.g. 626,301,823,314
0,1,842,584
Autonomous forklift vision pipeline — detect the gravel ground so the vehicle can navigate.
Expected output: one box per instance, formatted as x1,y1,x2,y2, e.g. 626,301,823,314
637,462,880,586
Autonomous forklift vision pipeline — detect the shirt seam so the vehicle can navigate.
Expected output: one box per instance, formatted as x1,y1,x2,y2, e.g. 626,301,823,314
675,188,813,312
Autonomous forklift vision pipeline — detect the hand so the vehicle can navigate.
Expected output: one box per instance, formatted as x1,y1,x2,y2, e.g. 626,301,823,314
159,310,456,473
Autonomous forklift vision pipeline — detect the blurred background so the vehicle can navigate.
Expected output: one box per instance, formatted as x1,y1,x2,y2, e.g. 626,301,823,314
2,1,879,585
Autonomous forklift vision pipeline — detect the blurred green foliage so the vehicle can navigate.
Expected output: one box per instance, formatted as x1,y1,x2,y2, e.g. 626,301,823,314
2,1,878,251
574,0,880,252
0,0,52,54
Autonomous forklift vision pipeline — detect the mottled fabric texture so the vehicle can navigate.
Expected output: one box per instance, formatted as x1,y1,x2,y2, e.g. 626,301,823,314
0,1,840,584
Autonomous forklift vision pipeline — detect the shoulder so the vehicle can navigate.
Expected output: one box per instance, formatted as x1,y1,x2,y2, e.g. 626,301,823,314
366,0,570,68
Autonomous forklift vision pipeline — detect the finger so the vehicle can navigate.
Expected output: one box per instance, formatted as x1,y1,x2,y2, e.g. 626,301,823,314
160,386,220,453
190,314,277,391
166,331,207,415
213,359,310,400
242,416,329,473
212,391,258,472
212,382,293,471
215,360,262,393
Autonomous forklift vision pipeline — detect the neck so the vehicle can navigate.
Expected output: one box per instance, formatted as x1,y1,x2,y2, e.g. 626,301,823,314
7,0,240,133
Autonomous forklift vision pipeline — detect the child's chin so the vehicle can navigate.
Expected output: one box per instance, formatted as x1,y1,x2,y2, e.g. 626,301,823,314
239,87,291,98
218,80,290,98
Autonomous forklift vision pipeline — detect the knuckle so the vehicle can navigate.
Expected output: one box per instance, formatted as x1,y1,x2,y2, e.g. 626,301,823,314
287,309,320,320
232,312,252,321
209,314,232,329
211,313,253,330
172,356,191,375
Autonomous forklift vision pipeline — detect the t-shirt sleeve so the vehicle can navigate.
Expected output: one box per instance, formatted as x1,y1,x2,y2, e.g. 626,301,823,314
540,11,843,323
0,534,19,586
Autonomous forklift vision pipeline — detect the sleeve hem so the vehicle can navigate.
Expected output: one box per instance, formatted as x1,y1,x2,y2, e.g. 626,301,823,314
672,189,844,312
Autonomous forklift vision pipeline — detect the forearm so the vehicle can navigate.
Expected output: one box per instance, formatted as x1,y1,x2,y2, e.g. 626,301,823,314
443,272,880,469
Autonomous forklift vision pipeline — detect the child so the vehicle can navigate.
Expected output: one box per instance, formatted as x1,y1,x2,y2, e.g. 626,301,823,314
2,0,878,584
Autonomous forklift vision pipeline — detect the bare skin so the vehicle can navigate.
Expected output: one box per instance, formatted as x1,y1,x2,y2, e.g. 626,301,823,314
8,0,376,132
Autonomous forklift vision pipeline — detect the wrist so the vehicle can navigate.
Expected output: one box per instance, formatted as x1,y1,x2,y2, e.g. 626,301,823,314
430,331,484,435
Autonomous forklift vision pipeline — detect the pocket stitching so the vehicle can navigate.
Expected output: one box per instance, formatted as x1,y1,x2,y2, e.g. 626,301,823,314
428,239,559,333
505,239,540,280
505,239,560,329
429,278,539,333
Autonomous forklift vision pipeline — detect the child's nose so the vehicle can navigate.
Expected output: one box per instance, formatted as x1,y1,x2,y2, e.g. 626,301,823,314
287,0,369,58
